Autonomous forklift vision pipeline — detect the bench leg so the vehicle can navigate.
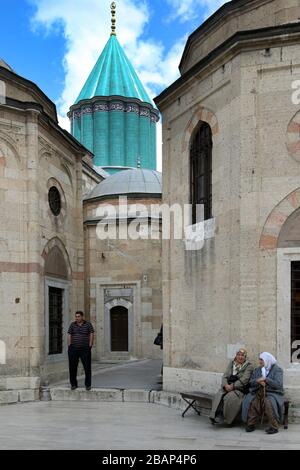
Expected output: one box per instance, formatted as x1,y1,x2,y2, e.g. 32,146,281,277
182,399,201,418
284,402,289,430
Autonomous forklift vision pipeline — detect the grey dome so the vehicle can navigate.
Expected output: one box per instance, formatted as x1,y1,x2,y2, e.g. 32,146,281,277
86,169,162,201
0,59,15,72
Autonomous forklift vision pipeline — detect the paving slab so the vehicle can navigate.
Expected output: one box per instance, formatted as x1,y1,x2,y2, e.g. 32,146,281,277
0,401,299,450
54,359,162,391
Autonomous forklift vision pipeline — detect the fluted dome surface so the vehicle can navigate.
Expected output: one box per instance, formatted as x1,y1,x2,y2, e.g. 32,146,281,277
76,36,151,105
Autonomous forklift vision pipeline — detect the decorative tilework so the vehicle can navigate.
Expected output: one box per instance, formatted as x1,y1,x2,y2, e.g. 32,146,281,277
72,101,159,123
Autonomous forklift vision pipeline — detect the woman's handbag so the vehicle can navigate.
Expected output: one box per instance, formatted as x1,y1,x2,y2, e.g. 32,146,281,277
228,374,239,384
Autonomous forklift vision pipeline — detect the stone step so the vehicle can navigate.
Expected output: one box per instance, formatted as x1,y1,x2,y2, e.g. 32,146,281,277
3,386,300,425
0,389,39,405
46,388,300,424
49,387,152,403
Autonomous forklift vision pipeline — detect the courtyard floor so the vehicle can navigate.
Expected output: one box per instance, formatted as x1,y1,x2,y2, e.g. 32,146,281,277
57,358,163,390
0,400,299,450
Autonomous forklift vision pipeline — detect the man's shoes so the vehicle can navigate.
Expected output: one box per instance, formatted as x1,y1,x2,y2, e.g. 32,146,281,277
245,425,256,432
209,418,217,425
265,427,279,434
71,386,77,391
86,386,92,391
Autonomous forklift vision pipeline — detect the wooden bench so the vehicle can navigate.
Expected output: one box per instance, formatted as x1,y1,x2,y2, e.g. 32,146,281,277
181,391,213,418
180,391,290,429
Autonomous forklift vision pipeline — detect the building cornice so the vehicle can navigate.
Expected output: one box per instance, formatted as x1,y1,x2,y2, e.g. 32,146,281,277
155,23,300,109
179,0,271,72
0,97,93,157
83,193,162,204
82,160,103,183
0,65,58,122
68,95,160,122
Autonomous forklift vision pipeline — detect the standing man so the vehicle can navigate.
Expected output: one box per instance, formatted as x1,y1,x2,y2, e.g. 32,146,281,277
68,311,95,391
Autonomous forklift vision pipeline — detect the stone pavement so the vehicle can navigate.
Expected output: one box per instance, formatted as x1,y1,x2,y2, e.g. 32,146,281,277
55,358,163,390
0,400,299,450
1,360,299,450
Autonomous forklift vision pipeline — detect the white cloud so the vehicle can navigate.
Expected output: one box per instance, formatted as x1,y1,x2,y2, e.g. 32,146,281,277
30,0,186,170
30,0,183,116
31,1,145,113
30,0,229,169
166,0,231,23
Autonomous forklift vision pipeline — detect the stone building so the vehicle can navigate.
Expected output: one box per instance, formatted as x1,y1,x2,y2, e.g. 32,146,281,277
155,0,300,402
0,59,102,397
0,6,162,398
70,3,163,364
83,168,162,362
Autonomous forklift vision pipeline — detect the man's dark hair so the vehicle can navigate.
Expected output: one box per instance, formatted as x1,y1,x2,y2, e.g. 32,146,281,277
75,311,84,317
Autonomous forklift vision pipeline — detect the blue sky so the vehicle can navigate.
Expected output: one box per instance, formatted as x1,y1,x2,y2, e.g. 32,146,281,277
0,0,229,123
1,0,66,100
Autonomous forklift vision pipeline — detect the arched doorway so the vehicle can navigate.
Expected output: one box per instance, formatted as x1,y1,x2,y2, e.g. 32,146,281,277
110,306,129,352
43,240,71,359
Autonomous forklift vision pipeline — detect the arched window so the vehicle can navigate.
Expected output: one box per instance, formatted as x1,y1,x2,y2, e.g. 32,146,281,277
278,209,300,362
44,245,69,356
190,122,212,223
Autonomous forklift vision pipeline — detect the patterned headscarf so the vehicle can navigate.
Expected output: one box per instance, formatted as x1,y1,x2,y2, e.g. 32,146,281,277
233,348,248,373
260,352,277,378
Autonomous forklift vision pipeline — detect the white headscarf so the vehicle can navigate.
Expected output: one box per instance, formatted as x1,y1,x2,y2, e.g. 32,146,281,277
260,352,277,378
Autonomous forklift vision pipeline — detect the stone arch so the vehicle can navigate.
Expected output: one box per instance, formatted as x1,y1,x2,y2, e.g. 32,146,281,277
286,110,300,162
0,132,21,170
181,105,219,153
39,151,52,175
40,150,52,162
105,298,132,311
278,207,300,248
61,163,74,191
260,188,300,250
42,237,72,279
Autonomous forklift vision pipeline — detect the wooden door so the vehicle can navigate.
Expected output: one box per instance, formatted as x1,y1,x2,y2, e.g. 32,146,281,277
111,306,129,352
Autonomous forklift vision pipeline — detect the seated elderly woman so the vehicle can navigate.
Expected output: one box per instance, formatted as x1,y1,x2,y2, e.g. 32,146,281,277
210,349,253,426
242,352,284,434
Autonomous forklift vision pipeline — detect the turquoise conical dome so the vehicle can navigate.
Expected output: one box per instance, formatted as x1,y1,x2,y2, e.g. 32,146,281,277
69,34,159,173
75,35,151,105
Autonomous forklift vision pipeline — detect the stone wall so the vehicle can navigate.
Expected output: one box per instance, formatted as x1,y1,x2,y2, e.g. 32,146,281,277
0,73,86,390
181,0,300,74
158,26,300,399
83,197,162,361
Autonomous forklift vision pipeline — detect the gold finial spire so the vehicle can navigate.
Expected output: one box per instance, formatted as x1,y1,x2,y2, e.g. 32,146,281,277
111,2,116,36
